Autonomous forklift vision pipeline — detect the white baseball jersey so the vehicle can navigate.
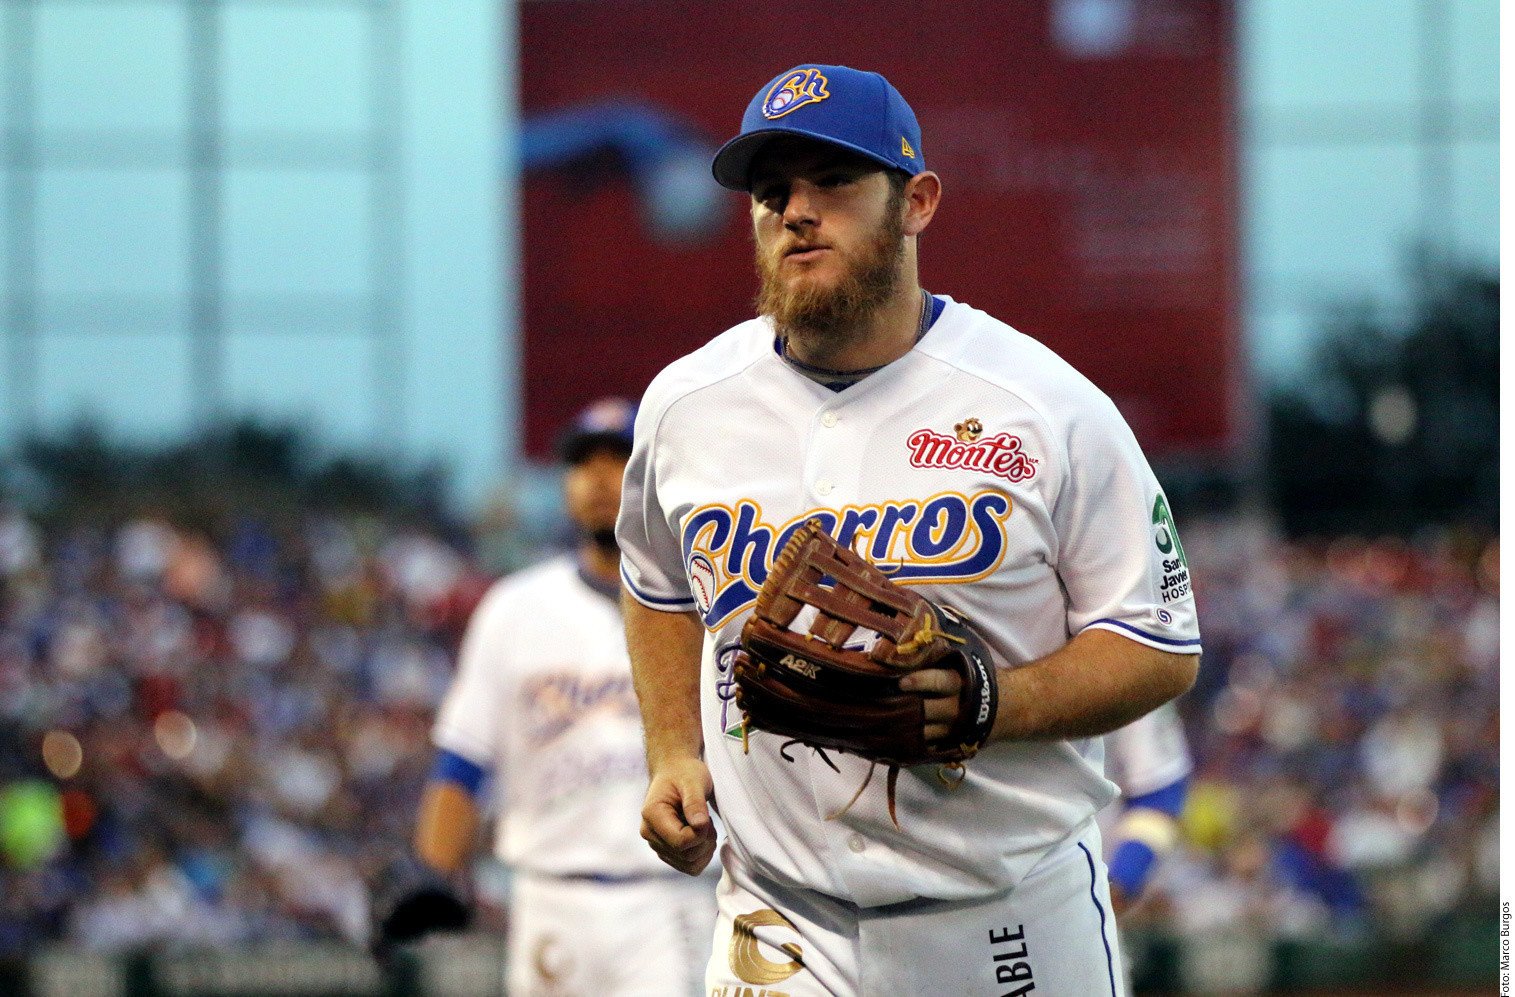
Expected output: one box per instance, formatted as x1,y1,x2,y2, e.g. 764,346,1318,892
1105,702,1194,800
617,296,1202,908
432,556,668,878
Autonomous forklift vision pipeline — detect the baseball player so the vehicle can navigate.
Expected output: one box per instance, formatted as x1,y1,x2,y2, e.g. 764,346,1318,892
400,399,716,995
1104,703,1193,914
616,65,1202,995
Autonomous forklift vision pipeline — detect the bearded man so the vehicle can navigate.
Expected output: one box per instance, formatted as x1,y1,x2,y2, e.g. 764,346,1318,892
617,64,1201,995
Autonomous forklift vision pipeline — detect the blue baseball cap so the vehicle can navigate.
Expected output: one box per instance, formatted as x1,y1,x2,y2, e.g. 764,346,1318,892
558,397,637,464
711,64,925,192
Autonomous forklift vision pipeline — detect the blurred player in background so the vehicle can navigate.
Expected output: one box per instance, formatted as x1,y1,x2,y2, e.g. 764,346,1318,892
382,398,716,995
1104,703,1192,915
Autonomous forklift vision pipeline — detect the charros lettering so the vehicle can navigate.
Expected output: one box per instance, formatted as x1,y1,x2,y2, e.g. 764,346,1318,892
682,493,1013,629
524,673,639,743
908,429,1036,483
761,67,830,120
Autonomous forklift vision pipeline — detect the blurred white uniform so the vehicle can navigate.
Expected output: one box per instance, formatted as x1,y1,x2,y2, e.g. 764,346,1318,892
1103,704,1193,991
1106,703,1193,805
433,556,716,995
1102,702,1193,899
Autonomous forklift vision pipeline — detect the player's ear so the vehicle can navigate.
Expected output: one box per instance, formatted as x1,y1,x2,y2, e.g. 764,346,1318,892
902,171,941,237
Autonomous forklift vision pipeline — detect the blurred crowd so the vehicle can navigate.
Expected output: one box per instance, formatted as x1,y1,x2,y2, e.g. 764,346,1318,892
1139,517,1500,945
0,503,1499,957
0,505,502,954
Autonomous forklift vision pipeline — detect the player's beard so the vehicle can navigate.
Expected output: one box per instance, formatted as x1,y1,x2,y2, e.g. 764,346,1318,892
755,202,906,357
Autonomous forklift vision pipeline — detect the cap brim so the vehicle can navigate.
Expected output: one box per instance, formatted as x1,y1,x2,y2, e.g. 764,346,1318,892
711,127,909,192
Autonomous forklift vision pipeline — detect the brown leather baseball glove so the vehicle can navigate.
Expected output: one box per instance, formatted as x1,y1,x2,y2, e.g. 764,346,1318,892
733,519,999,822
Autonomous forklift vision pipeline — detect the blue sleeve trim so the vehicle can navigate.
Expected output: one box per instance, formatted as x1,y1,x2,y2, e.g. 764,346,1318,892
431,748,488,797
1127,775,1189,818
620,563,697,608
1085,618,1202,648
1108,840,1158,901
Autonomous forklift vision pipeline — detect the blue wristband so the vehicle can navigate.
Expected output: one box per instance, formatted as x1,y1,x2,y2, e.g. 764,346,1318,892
430,748,488,797
1108,839,1158,899
1126,776,1188,818
1110,777,1188,899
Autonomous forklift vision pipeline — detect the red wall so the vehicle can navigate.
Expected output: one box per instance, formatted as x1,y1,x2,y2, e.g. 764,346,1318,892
519,0,1238,459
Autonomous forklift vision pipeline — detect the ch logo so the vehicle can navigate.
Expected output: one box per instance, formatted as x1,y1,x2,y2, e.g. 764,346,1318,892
762,68,830,119
730,909,804,985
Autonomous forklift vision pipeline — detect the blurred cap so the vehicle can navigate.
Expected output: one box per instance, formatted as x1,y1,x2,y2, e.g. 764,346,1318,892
558,397,637,464
711,64,925,192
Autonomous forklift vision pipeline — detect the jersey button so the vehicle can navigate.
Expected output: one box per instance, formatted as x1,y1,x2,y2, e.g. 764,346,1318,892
820,412,838,428
847,834,866,854
815,480,834,496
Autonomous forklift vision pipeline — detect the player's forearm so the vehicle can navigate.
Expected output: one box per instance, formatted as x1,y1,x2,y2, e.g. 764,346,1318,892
991,629,1197,742
623,594,706,770
414,780,479,876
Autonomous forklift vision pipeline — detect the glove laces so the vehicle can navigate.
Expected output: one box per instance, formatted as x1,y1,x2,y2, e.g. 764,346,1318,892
741,717,971,828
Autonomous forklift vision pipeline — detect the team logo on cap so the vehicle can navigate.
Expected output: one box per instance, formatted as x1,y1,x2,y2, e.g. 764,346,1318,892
578,396,634,433
762,68,830,119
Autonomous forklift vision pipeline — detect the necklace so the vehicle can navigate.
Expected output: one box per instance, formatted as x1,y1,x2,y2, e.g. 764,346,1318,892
914,286,932,341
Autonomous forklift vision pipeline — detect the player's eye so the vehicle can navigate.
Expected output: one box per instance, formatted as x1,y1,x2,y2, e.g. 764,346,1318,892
753,184,787,211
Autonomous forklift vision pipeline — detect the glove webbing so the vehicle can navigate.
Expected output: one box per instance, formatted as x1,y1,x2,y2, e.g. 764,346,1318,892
757,520,938,666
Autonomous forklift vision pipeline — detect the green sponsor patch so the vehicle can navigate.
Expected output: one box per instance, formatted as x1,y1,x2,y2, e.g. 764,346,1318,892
1151,494,1187,567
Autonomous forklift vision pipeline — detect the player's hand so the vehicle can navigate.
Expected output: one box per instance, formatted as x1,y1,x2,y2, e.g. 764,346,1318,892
898,666,963,743
641,756,717,876
1109,882,1131,916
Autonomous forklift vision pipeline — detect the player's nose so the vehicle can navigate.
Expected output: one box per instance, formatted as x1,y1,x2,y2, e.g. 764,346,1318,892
781,183,820,228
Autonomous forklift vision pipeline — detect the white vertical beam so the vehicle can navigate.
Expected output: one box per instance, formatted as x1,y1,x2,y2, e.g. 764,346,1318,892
400,0,513,509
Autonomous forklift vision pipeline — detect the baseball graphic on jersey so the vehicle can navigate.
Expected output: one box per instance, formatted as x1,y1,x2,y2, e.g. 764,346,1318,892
688,552,718,618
